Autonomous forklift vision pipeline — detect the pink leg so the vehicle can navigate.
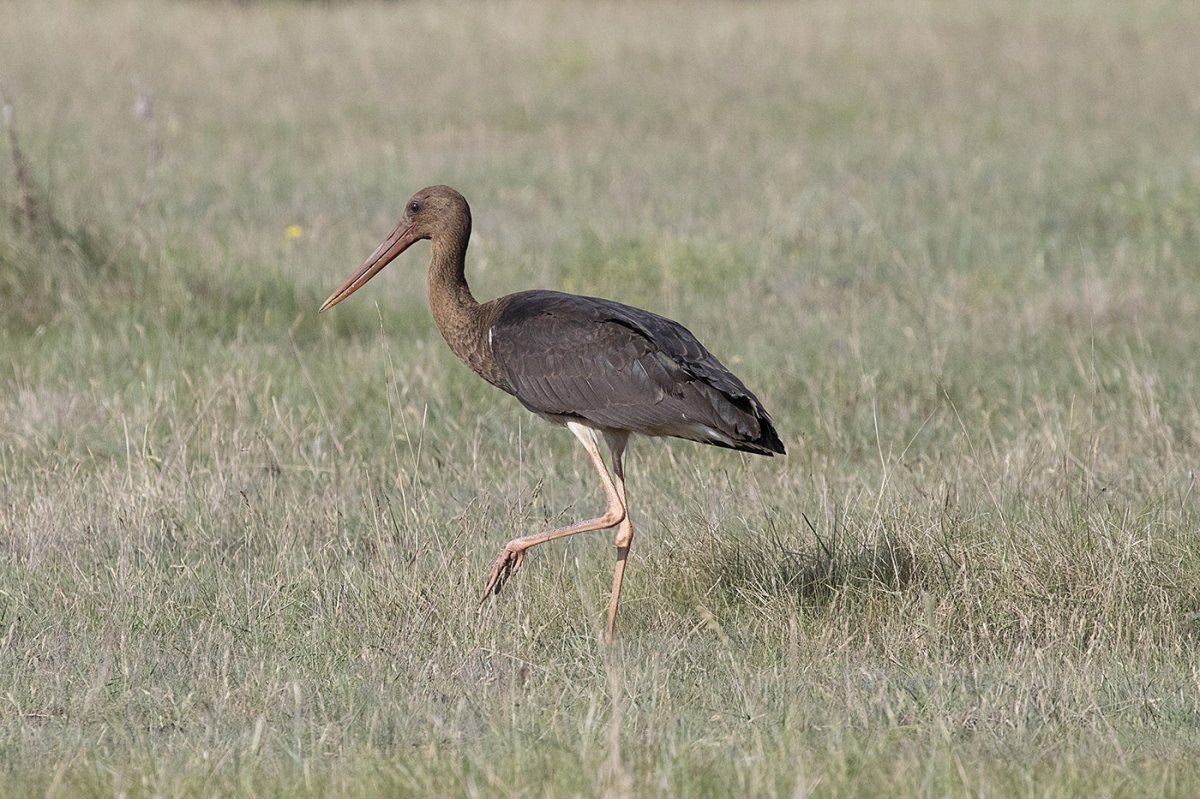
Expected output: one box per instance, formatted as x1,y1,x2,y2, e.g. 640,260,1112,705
603,432,633,642
479,422,626,605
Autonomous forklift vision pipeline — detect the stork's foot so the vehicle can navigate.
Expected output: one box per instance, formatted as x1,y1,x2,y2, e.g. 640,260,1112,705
479,544,527,606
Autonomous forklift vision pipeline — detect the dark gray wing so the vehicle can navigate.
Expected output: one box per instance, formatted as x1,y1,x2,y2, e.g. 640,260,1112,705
488,291,784,455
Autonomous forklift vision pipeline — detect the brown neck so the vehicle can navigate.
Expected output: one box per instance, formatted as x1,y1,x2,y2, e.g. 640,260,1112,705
426,216,498,383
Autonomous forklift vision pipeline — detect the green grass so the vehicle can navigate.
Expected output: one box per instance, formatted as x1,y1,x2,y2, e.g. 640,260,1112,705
3,0,1200,795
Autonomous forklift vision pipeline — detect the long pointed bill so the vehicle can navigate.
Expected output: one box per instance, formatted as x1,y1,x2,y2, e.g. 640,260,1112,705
319,222,420,312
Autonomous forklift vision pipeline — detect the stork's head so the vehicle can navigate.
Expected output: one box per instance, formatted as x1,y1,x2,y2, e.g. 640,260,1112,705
319,185,471,312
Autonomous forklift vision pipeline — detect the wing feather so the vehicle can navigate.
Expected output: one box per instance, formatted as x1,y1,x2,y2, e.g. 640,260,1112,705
488,291,784,455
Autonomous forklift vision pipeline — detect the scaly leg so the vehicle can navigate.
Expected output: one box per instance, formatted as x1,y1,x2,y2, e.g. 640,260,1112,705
604,432,633,642
479,422,626,605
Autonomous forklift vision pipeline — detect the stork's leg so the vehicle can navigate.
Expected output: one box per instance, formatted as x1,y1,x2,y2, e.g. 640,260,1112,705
603,432,632,643
479,422,626,605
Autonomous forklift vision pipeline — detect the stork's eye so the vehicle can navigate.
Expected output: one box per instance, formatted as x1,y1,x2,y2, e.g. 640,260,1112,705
409,200,421,214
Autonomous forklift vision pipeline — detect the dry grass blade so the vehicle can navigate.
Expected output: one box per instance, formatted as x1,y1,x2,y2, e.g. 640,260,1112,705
2,86,44,230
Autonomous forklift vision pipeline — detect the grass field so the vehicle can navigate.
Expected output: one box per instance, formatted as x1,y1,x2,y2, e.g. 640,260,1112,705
3,0,1200,795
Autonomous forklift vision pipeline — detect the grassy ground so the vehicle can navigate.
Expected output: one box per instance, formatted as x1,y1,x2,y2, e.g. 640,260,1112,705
3,0,1200,795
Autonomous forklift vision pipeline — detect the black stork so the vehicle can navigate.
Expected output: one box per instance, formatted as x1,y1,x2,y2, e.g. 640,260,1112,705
320,185,784,641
